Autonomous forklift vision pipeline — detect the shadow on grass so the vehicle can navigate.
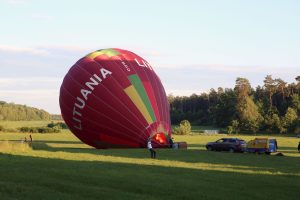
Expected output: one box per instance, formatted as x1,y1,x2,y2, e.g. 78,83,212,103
3,138,299,176
26,140,300,176
277,146,299,153
0,153,299,200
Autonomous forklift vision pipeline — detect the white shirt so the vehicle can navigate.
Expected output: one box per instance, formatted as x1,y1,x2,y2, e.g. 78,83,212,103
147,141,152,149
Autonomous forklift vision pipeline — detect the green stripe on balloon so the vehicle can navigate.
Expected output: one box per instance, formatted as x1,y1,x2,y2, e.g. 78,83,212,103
128,74,156,123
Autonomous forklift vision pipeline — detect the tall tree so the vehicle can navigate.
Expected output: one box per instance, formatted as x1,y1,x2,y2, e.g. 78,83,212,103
235,78,261,133
214,89,237,127
264,75,276,107
282,107,298,132
275,78,287,101
235,77,251,99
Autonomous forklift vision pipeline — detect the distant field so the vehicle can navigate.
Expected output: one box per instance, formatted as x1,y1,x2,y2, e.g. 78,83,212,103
171,125,223,133
0,120,52,129
1,129,300,200
0,120,70,134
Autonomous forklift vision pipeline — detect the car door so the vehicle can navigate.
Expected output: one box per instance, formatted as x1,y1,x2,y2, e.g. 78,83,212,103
215,139,225,151
221,139,231,151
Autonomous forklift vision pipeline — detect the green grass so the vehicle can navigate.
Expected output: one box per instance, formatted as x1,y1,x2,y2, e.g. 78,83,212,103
1,129,300,199
0,120,70,134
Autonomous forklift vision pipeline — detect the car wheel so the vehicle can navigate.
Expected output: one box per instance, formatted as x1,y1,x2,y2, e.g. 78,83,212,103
207,146,213,151
229,148,235,153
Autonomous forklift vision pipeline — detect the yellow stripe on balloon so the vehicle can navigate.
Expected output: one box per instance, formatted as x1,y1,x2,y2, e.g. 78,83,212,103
86,49,120,59
86,51,103,59
124,85,153,124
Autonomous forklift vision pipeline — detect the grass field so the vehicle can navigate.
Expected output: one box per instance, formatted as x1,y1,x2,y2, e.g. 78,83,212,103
0,122,300,200
0,120,52,129
0,120,70,134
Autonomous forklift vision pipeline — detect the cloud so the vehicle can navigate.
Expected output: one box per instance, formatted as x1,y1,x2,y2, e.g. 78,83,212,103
5,0,26,5
0,45,167,61
0,77,62,89
0,89,58,97
0,44,93,56
0,45,85,78
0,45,49,56
155,63,300,74
0,89,60,113
0,77,62,113
37,45,92,55
0,77,62,88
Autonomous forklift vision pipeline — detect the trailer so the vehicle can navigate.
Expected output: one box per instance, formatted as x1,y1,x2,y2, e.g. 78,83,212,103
247,138,277,154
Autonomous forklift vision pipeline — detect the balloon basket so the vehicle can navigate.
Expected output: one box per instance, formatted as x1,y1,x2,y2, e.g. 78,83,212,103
172,142,187,149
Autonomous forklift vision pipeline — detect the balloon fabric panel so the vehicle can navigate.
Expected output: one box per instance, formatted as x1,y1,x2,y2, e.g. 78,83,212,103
59,48,171,148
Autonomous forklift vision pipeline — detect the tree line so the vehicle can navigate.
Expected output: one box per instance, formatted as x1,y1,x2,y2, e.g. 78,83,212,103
168,75,300,134
0,101,51,121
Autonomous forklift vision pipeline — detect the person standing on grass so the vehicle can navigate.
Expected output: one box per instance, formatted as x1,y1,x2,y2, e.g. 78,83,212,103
298,142,300,152
147,138,156,158
168,137,174,148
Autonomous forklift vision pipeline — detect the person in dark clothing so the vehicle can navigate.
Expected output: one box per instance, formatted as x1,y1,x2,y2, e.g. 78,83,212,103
147,139,156,158
298,142,300,152
168,137,174,148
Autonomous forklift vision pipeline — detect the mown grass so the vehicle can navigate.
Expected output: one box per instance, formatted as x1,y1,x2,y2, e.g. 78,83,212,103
1,126,300,200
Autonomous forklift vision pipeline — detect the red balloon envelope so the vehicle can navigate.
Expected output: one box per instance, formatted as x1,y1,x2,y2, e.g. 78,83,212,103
59,48,172,148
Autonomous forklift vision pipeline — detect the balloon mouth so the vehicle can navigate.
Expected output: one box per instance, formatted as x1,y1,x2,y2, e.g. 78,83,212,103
144,121,171,148
153,132,167,144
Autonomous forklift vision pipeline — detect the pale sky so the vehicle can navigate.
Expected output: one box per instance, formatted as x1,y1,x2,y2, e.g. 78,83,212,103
0,0,299,114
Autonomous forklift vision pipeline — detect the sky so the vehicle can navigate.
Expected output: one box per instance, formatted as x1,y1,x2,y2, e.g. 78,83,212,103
0,0,299,114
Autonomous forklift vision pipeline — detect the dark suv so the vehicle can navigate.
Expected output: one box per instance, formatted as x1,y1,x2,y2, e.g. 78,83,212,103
206,138,246,152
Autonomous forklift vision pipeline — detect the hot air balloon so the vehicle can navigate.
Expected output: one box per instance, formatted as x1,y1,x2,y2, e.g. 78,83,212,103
59,48,172,148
